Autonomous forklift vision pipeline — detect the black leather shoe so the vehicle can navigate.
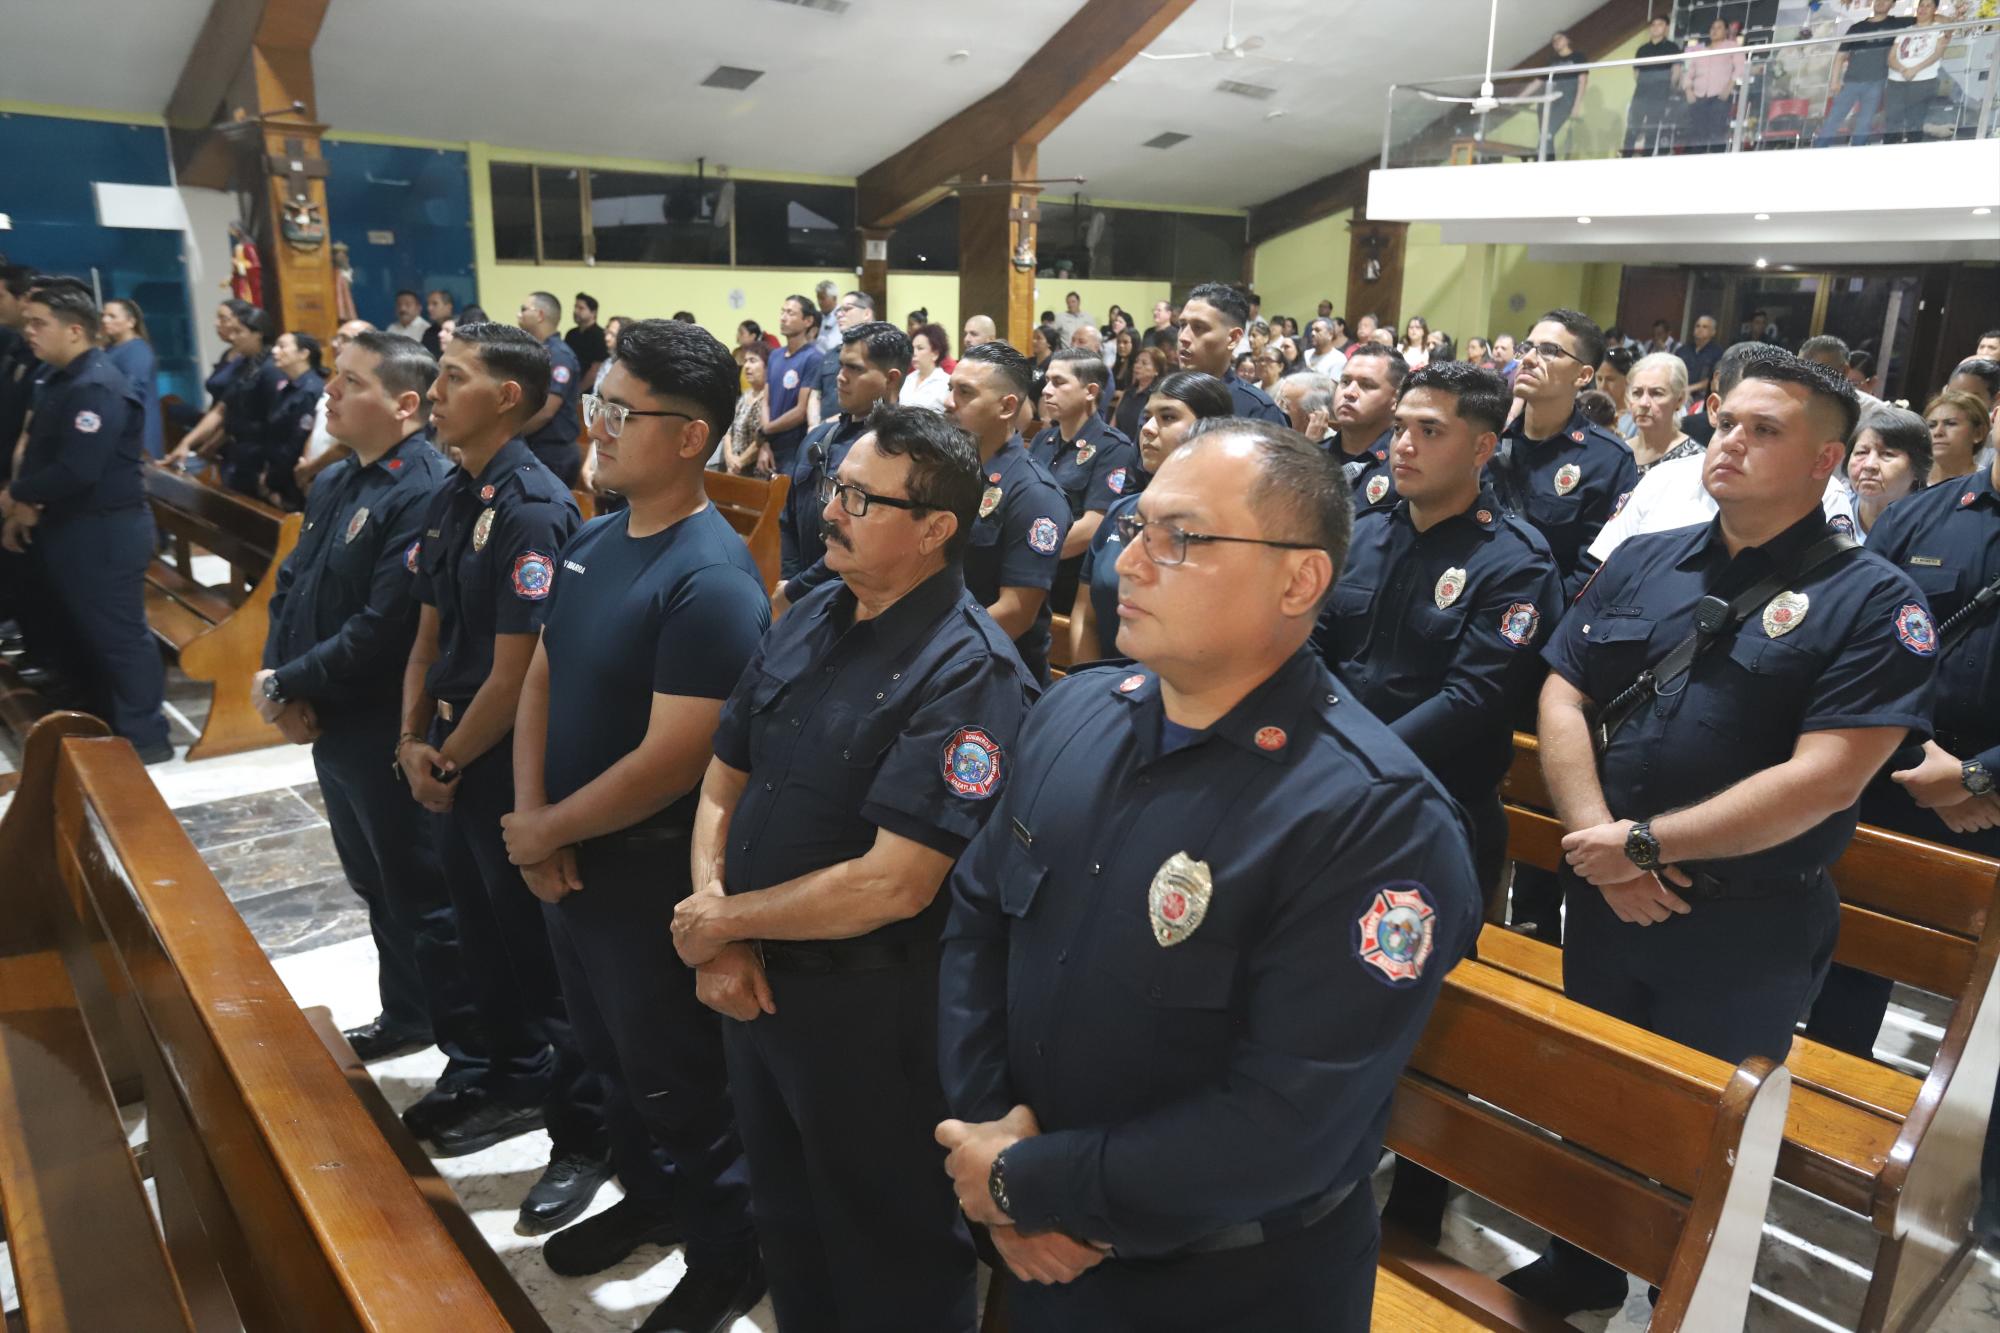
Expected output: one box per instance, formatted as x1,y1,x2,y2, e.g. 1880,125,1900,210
343,1019,431,1062
1500,1254,1629,1315
638,1252,765,1333
135,740,177,765
401,1083,484,1141
517,1150,610,1235
425,1098,546,1158
542,1197,682,1275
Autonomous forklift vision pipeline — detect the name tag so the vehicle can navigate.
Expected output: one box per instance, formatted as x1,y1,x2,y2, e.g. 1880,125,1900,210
1909,556,1944,567
1011,817,1033,848
563,559,587,573
426,529,442,538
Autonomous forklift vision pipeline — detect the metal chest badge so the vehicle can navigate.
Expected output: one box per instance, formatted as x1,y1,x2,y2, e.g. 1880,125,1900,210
1762,590,1808,639
1554,463,1582,496
1149,852,1213,947
979,485,1003,518
343,507,370,544
1076,443,1096,465
1365,474,1390,505
1434,567,1467,610
472,507,497,552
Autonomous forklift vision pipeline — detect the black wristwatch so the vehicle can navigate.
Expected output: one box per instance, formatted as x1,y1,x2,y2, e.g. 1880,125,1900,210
988,1148,1014,1220
261,672,287,704
1965,761,1996,798
1624,821,1662,872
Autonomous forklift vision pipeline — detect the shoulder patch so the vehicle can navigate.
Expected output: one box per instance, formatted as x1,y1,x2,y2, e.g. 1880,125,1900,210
511,551,555,600
942,726,1002,799
1355,882,1439,988
1829,513,1856,535
1499,602,1540,647
404,539,421,573
1107,467,1128,495
74,410,102,434
551,364,572,385
1028,516,1060,555
1894,602,1937,656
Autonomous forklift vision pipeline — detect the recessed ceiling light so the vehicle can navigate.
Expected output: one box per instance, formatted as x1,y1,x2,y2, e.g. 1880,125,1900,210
1264,109,1286,120
701,65,765,90
1755,257,1769,268
1976,207,1993,215
1143,131,1191,149
1754,212,1771,221
948,50,970,64
1576,215,1591,224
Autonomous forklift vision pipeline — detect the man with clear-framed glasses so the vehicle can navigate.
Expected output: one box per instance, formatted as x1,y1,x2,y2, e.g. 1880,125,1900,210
672,403,1037,1329
938,418,1480,1330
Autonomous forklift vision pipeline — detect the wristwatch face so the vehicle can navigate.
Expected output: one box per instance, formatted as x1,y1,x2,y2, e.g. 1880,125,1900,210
1968,764,1996,796
263,675,283,701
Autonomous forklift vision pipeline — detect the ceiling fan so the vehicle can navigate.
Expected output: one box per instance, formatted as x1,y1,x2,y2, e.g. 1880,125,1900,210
1417,0,1559,115
1136,0,1290,64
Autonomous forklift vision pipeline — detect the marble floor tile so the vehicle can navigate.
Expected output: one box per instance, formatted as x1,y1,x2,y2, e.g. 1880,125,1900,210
237,877,373,958
174,785,323,849
208,824,344,903
292,780,328,818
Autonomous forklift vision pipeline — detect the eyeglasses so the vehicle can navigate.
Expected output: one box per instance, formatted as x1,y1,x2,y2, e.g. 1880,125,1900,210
1113,512,1320,568
819,477,928,518
581,393,694,439
1517,340,1580,365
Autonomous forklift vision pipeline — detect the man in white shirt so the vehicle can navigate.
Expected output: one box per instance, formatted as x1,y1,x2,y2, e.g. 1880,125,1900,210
1053,291,1093,343
1305,319,1349,377
1587,451,1856,568
387,290,428,342
814,280,844,356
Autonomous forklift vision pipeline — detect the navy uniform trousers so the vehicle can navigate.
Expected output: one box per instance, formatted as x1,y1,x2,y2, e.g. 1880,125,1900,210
34,508,168,749
544,833,754,1263
429,713,605,1152
313,705,485,1082
722,954,977,1333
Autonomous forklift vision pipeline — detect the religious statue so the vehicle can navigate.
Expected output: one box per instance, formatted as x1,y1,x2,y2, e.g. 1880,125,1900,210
331,240,357,323
228,221,264,306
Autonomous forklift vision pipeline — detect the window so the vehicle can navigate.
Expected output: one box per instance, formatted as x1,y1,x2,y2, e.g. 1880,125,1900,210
538,167,585,262
491,163,537,262
590,169,727,265
733,181,856,268
888,197,958,270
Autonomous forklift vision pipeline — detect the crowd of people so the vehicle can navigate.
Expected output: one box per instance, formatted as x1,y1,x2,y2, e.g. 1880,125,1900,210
0,248,1997,1332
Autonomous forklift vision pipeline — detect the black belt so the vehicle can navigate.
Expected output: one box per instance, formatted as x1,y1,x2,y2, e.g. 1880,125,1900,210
756,940,936,975
589,820,689,846
1170,1180,1356,1257
1683,867,1821,902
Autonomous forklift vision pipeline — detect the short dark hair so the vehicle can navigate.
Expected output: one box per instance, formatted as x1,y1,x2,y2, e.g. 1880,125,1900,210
1983,329,2000,341
1798,334,1850,365
1343,341,1409,389
222,297,270,339
739,342,768,365
960,340,1036,408
1852,404,1934,486
845,290,876,315
1715,340,1792,398
1751,308,1769,320
395,288,420,303
1049,346,1109,393
528,291,561,323
1402,361,1512,436
459,305,488,324
350,330,440,421
1950,357,2000,398
1149,370,1234,420
1066,290,1080,301
26,280,100,340
843,321,912,374
672,310,696,323
1185,282,1250,329
1033,323,1064,353
1039,310,1055,324
613,318,740,437
1602,345,1638,378
426,288,454,307
2,264,39,299
916,322,953,365
1576,389,1618,429
861,402,983,560
574,292,599,314
1537,307,1606,369
785,294,819,328
450,321,550,418
1736,351,1861,442
1183,418,1351,598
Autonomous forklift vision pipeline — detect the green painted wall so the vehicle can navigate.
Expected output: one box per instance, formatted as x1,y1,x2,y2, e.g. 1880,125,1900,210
1252,210,1352,323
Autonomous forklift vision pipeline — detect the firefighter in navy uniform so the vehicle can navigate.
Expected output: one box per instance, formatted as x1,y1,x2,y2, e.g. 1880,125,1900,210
518,291,584,485
257,330,484,1081
1503,356,1935,1315
938,420,1480,1333
1327,344,1406,515
671,405,1038,1331
1172,282,1287,425
1029,348,1137,622
2,281,171,759
395,322,607,1234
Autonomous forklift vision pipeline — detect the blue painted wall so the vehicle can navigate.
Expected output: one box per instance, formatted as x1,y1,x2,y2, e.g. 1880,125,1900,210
0,112,201,403
322,141,475,326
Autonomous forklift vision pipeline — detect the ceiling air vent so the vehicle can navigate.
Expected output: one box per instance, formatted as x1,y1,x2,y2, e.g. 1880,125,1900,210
702,66,766,91
1143,131,1191,149
765,0,851,11
1216,79,1276,100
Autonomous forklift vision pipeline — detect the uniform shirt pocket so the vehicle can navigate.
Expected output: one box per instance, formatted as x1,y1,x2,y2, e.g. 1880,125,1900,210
1578,615,1656,693
1905,564,1963,619
1698,634,1817,742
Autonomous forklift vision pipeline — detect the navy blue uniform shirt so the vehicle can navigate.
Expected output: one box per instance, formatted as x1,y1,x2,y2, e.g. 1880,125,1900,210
712,565,1036,947
778,412,868,593
267,369,324,471
220,352,284,453
263,433,451,710
1221,370,1287,425
1080,482,1151,654
1331,426,1396,515
541,504,769,814
1545,510,1935,881
525,333,582,460
202,351,240,405
103,337,163,459
1487,405,1639,600
1865,466,2000,775
11,347,146,518
1315,489,1563,802
1029,414,1138,522
964,437,1069,684
412,437,580,703
939,652,1481,1256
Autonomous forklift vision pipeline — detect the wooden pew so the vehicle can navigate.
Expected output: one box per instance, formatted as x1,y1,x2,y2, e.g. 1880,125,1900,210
1378,959,1792,1330
705,470,790,593
0,712,539,1331
1494,731,2000,1332
145,466,299,760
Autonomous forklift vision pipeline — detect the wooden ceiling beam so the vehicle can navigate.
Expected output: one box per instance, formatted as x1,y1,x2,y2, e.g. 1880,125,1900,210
856,0,1199,230
166,0,331,189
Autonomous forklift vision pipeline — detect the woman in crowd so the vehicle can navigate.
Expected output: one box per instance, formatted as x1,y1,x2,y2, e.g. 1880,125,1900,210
1233,350,1258,381
1069,370,1234,663
905,308,929,338
1847,406,1932,540
1029,323,1061,375
1245,318,1273,364
1402,315,1431,368
1466,336,1495,370
170,298,252,455
1886,0,1946,144
1108,327,1137,412
264,331,325,510
1925,388,1989,483
1623,351,1702,474
721,344,769,476
168,301,282,497
1113,345,1166,442
1255,342,1287,392
593,315,630,392
1845,349,1878,399
1598,345,1637,436
100,297,163,459
900,324,953,412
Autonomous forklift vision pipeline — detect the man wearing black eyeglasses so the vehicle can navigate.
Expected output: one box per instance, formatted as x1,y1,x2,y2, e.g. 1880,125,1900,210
506,319,770,1332
937,418,1480,1330
672,404,1037,1331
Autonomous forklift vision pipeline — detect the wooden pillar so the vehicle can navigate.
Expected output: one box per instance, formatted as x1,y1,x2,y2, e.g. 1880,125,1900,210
1345,219,1408,336
958,142,1040,353
858,226,892,334
247,28,336,342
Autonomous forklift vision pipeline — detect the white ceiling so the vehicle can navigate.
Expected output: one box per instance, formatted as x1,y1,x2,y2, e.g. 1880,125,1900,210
3,0,1609,210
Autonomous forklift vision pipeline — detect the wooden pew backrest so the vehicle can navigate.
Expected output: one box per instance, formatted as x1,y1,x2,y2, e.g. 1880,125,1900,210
705,470,790,592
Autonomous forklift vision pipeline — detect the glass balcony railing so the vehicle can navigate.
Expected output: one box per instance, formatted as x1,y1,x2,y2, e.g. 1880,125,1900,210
1380,16,2000,169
